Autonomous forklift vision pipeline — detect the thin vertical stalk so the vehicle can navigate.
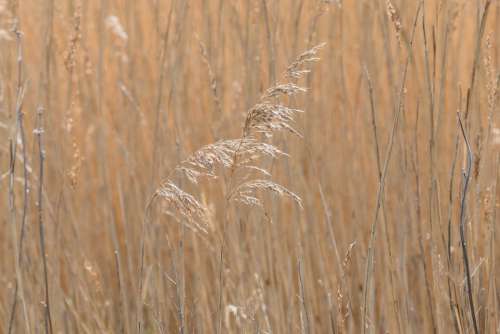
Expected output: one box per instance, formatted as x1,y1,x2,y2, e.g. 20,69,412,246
35,106,53,334
7,24,30,334
457,114,479,334
298,259,311,334
362,4,421,332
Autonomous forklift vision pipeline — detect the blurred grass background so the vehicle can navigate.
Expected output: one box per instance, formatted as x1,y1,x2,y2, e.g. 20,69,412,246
0,0,499,332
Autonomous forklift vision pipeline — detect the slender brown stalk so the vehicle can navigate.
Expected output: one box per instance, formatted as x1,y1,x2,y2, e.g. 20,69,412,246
150,0,175,189
421,8,439,332
35,105,53,334
362,4,421,332
261,0,275,85
364,65,402,333
464,0,491,121
411,101,438,333
298,259,311,334
7,24,30,334
457,114,478,334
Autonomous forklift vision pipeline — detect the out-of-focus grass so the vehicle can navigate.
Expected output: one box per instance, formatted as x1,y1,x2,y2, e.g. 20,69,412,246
0,1,498,333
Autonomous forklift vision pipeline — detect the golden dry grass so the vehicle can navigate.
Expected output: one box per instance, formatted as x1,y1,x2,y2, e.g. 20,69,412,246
0,0,499,333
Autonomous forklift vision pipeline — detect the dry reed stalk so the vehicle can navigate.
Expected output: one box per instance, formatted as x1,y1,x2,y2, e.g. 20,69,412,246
421,6,440,333
414,98,445,334
150,0,175,192
444,88,464,333
7,23,30,334
197,37,223,120
364,65,403,334
362,4,421,333
464,0,492,122
457,113,479,334
298,258,310,334
35,105,53,334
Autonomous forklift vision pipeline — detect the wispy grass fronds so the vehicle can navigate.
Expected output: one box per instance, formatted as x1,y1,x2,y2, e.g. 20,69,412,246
149,43,325,225
264,83,307,99
174,140,240,184
243,43,325,139
285,42,326,79
230,179,303,209
244,103,304,137
173,138,287,184
151,181,209,232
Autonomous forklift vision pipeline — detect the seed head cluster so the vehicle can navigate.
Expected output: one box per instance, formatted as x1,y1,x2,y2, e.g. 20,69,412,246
150,43,325,230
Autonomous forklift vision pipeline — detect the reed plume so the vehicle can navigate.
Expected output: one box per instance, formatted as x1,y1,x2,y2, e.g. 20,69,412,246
149,43,325,229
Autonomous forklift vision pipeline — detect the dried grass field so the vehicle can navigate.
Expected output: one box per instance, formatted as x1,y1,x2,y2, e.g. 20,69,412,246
1,0,500,333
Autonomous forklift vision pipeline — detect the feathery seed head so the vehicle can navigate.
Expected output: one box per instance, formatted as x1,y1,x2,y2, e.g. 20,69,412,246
285,42,326,79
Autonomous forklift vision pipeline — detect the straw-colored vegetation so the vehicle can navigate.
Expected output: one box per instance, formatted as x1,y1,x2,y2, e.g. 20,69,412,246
0,0,499,333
